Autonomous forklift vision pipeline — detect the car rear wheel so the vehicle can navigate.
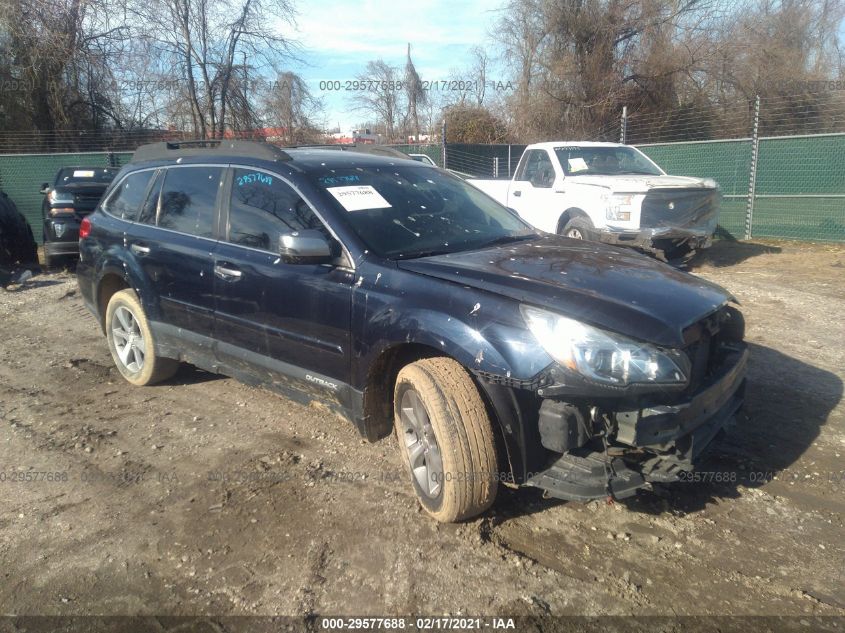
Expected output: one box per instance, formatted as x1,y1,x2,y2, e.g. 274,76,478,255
393,357,498,522
562,215,594,240
105,289,178,386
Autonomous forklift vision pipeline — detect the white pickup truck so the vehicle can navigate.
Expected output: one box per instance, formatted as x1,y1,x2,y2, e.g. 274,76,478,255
469,142,720,263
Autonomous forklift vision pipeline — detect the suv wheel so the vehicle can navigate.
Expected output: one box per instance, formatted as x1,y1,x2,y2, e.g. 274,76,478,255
393,358,498,522
105,289,179,386
561,215,594,240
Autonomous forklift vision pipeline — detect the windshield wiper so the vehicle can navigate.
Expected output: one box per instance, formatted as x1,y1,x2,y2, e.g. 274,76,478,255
474,233,537,250
393,247,458,260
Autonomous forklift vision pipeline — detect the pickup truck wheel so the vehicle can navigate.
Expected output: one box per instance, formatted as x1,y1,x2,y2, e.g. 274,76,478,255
42,246,63,272
393,357,498,522
562,216,594,240
105,289,179,386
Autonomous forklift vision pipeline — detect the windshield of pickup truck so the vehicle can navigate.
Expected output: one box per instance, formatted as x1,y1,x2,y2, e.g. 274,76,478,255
554,146,663,177
55,167,119,186
311,165,535,259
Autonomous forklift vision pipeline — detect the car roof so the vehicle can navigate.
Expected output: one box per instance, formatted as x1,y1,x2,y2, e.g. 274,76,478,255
282,148,425,169
529,141,629,150
128,140,420,173
57,166,118,170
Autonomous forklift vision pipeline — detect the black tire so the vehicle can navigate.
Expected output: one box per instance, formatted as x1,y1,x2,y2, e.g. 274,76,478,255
105,289,179,386
393,357,498,522
561,215,595,240
42,247,56,272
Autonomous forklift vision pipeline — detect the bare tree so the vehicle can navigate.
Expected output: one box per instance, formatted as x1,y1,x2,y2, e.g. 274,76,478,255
127,0,298,138
260,71,324,143
446,45,490,107
404,43,426,141
0,0,130,149
351,59,402,141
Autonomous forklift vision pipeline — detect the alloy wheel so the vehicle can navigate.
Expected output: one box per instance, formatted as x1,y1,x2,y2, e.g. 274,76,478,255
399,388,444,499
112,306,145,373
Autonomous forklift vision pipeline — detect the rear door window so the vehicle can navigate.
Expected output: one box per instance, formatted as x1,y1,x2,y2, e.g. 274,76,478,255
103,170,155,220
157,166,223,238
137,171,163,225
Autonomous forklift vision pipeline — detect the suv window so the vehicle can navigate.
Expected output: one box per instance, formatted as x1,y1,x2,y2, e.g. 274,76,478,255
103,170,155,220
157,166,223,238
227,168,326,251
137,170,163,225
516,150,555,187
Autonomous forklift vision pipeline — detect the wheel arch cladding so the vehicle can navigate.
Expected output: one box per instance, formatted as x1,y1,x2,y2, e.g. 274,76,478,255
96,247,161,325
96,272,130,331
360,342,518,481
557,208,587,233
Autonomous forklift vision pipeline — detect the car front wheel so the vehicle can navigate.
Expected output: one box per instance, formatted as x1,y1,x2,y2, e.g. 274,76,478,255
393,357,499,522
105,289,178,386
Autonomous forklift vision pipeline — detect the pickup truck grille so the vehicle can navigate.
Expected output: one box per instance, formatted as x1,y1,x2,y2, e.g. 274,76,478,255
640,188,717,229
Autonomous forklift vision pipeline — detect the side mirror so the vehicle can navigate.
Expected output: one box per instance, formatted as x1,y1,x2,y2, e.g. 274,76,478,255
278,229,334,264
40,183,50,194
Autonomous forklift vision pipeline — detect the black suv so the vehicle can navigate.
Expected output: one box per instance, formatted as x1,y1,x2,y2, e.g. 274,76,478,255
42,166,118,268
77,140,747,522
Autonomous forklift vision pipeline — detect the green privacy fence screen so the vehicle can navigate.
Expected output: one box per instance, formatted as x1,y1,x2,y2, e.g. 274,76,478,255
1,139,842,243
636,134,845,242
394,135,845,242
0,151,133,241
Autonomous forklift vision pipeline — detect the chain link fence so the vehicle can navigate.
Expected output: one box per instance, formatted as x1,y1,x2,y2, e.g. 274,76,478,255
636,134,845,241
0,151,133,241
1,138,842,244
389,133,845,242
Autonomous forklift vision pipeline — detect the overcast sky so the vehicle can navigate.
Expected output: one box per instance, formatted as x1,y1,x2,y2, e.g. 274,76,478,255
279,0,505,132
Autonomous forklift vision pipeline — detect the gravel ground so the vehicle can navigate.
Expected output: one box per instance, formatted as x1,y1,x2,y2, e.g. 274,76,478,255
0,239,843,619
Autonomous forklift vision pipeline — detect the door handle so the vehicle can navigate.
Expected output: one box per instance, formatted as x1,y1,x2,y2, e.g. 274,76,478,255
130,243,151,256
214,263,243,281
512,190,521,197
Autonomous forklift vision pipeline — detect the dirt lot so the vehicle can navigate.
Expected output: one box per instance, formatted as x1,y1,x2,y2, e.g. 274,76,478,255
0,240,843,619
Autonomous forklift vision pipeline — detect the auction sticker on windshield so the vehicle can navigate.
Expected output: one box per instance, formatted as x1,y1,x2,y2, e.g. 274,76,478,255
567,157,588,172
327,185,392,212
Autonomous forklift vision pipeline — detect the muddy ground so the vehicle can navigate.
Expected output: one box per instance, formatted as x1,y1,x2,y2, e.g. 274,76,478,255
0,239,843,619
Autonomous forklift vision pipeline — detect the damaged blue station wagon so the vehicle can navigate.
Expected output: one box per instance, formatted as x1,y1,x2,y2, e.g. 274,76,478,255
77,140,747,522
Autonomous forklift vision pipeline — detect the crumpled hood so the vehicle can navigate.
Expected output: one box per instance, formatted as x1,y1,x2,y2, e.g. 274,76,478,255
397,235,732,348
567,173,714,194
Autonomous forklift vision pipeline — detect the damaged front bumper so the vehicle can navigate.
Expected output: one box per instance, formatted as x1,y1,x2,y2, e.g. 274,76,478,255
597,227,713,262
526,345,748,502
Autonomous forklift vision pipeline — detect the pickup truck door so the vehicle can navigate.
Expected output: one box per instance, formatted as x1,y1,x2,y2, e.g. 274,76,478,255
508,149,558,233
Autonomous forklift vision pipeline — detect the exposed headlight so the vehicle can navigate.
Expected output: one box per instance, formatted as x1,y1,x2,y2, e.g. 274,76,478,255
49,191,74,205
520,305,688,386
607,193,634,221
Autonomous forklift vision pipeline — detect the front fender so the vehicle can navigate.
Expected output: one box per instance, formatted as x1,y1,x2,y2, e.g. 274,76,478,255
380,308,515,376
351,264,554,388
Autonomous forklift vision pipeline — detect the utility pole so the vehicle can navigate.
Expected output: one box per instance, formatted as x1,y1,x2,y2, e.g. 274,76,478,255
441,117,447,169
620,106,628,144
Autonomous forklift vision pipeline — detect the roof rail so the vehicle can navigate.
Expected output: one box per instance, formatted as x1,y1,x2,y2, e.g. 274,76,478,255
132,139,292,163
286,144,413,160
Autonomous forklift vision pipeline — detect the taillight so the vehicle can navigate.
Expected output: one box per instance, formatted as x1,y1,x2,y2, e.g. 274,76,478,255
79,216,92,240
